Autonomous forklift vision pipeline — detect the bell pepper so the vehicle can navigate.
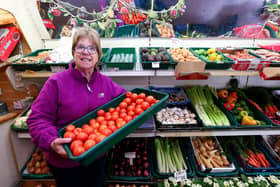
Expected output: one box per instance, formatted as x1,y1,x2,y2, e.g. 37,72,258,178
224,102,235,110
229,91,238,99
226,96,237,104
218,89,228,99
239,110,248,117
241,115,257,125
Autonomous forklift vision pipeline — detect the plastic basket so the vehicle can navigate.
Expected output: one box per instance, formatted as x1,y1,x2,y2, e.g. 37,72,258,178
189,48,234,69
58,88,168,166
153,104,200,131
113,25,139,37
139,47,175,70
151,138,195,178
20,148,53,179
107,138,152,181
104,48,136,70
10,106,31,132
10,49,51,71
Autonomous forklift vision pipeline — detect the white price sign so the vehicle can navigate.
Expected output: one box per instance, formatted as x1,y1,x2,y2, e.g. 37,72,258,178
124,152,136,165
152,62,160,68
174,170,187,182
171,38,181,48
248,58,261,70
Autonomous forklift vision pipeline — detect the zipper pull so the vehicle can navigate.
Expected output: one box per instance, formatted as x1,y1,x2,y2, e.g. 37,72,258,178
87,83,93,93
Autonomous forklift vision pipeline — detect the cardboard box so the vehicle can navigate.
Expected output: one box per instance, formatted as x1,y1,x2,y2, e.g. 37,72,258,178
0,26,21,63
260,67,280,80
175,61,209,80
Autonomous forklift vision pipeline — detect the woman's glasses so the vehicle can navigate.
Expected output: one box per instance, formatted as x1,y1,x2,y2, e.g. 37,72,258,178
75,46,97,54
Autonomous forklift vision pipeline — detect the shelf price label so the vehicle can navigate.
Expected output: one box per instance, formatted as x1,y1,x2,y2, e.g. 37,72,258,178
152,62,160,68
124,152,136,165
171,38,181,48
174,170,187,182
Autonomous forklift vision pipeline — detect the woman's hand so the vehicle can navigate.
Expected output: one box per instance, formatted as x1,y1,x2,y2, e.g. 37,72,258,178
50,138,72,158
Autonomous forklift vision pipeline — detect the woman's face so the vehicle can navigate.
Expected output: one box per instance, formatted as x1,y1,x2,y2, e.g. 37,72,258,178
74,36,98,72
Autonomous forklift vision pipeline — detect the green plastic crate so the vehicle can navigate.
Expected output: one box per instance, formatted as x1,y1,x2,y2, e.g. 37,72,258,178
10,49,51,71
114,25,139,37
140,47,175,70
20,148,53,179
188,138,239,177
189,48,234,69
58,88,168,166
107,138,152,181
152,138,195,178
217,89,273,128
104,48,136,70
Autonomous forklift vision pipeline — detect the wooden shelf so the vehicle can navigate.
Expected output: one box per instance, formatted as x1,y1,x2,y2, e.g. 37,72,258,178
0,9,16,26
19,69,260,79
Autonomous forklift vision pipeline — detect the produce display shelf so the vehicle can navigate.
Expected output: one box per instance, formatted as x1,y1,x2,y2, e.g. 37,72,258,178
16,127,280,139
18,69,260,79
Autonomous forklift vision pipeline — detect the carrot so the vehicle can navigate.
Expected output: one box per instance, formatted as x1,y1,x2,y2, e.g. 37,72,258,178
272,105,279,113
258,152,270,167
268,104,275,116
247,157,261,167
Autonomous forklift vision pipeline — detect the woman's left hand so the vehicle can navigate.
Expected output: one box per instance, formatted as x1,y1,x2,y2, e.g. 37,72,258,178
50,138,72,158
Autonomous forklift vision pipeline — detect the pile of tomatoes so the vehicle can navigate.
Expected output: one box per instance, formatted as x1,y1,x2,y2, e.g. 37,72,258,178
63,91,158,156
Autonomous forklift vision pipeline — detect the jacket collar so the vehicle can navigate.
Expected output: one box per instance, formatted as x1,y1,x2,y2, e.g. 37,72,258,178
69,62,98,83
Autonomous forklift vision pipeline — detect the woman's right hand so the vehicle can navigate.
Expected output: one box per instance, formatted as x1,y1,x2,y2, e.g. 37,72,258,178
50,138,72,158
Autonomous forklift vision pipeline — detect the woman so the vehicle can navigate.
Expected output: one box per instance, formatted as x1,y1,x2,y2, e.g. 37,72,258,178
27,27,126,187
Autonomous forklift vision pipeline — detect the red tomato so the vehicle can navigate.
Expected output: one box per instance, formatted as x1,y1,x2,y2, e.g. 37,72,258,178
115,106,120,111
119,102,128,109
107,120,115,126
108,107,115,113
108,124,117,132
90,121,100,129
97,109,105,116
66,124,76,132
141,101,150,110
131,93,138,101
128,110,135,117
96,116,105,123
100,120,108,126
95,134,106,143
119,112,127,119
124,115,133,122
123,98,132,105
127,105,135,112
111,114,119,121
135,107,144,115
136,98,144,105
120,108,127,113
63,131,76,140
99,124,108,131
145,95,156,104
84,139,96,150
116,119,126,128
82,124,90,129
73,128,82,136
101,128,112,136
126,91,133,98
82,126,94,135
70,140,83,151
73,146,85,156
89,119,96,125
138,92,146,99
88,134,97,141
77,132,88,142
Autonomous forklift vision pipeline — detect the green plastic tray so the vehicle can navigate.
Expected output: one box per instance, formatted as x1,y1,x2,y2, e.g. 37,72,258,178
184,88,238,128
20,148,53,179
139,47,175,70
104,48,136,70
189,48,235,69
188,138,239,177
10,49,51,71
217,89,273,128
107,138,152,181
114,25,139,37
152,138,195,178
58,88,168,166
10,106,31,132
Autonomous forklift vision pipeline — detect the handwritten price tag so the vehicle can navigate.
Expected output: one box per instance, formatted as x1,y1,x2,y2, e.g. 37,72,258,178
174,170,187,182
152,62,160,68
171,38,181,48
124,152,136,165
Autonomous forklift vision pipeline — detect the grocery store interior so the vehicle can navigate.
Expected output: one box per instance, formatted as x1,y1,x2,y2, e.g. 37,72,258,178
1,0,280,187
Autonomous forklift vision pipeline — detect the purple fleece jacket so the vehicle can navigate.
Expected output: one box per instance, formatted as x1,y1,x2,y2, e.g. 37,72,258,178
27,63,126,168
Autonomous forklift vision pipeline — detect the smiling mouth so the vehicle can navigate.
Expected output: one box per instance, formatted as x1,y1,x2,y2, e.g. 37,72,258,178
80,57,92,62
